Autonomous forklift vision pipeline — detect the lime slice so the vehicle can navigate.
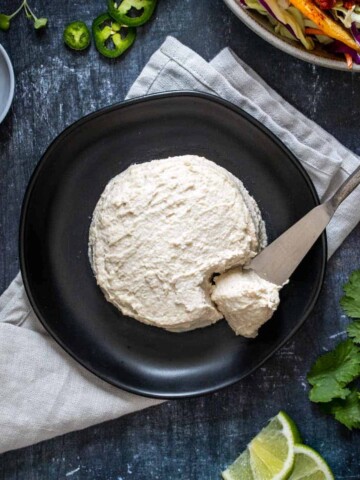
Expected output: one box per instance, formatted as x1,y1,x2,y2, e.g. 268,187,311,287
222,450,255,480
222,411,301,480
289,444,334,480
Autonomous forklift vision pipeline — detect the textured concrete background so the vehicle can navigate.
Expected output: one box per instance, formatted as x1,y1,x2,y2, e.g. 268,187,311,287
0,0,359,478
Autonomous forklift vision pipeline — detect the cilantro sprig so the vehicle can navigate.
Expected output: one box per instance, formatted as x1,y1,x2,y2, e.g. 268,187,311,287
308,269,360,430
347,321,360,344
308,340,360,403
322,390,360,430
0,1,47,32
340,270,360,318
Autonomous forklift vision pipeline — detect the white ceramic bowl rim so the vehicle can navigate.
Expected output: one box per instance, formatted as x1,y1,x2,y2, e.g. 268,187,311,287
223,0,360,72
0,43,15,123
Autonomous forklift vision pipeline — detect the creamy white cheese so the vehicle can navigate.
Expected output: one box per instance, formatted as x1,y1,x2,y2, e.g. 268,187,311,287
89,155,270,333
211,268,281,338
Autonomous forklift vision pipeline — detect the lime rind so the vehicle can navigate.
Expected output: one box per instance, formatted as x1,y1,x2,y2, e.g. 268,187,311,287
249,411,297,480
289,444,334,480
222,411,299,480
222,413,334,480
279,411,302,444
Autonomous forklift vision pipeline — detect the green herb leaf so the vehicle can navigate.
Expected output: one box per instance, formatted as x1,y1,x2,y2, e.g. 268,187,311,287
347,321,360,344
0,13,11,31
340,270,360,318
0,1,26,31
322,389,360,430
34,17,48,30
308,339,360,403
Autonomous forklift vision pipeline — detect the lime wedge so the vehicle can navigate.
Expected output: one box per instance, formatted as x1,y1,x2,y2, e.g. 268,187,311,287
222,411,301,480
289,444,334,480
222,450,255,480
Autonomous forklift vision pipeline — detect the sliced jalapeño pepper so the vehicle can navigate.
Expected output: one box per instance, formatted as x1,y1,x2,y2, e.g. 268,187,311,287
108,0,157,27
92,13,136,58
63,21,91,51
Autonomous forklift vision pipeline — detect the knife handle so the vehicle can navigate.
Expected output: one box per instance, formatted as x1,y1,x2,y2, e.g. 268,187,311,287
329,164,360,211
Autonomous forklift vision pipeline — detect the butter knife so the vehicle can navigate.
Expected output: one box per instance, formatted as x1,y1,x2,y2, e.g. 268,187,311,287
249,165,360,286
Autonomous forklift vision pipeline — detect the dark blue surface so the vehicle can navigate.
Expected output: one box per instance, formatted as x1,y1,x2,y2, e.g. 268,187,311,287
0,0,359,478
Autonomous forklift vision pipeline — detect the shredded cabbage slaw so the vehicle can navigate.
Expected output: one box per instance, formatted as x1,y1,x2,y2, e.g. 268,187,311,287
240,0,360,66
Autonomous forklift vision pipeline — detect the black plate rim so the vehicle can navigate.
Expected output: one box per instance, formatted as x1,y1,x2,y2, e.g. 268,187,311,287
19,91,327,399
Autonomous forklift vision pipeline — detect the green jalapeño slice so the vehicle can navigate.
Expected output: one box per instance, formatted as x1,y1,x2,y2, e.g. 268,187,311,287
108,0,157,27
92,13,136,58
63,21,91,51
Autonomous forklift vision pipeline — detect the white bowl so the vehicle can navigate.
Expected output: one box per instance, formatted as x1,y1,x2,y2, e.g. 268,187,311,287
223,0,360,72
0,43,15,123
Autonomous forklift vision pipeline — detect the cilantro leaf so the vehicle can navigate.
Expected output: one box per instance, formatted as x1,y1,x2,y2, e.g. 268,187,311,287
347,321,360,344
34,17,48,30
308,339,360,403
340,270,360,318
0,2,25,31
309,269,360,428
0,2,47,33
0,14,11,31
323,389,360,430
309,380,350,403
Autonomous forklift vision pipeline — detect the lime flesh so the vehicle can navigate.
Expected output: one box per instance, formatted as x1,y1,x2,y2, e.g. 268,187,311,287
222,450,254,480
288,444,334,480
222,411,300,480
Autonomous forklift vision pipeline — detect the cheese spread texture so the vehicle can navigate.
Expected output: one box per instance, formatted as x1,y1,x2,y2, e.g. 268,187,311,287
211,268,281,338
89,155,279,336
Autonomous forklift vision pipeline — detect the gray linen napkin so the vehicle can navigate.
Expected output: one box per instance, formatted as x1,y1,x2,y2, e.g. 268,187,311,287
1,36,359,455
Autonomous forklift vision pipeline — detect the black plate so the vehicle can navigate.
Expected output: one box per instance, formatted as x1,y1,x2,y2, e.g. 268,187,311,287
20,92,326,399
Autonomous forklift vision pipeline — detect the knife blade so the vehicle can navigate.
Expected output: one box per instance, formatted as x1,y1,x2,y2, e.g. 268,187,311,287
248,164,360,286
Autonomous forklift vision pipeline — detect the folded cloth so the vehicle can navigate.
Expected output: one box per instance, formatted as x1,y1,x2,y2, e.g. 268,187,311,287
128,37,360,257
1,36,359,455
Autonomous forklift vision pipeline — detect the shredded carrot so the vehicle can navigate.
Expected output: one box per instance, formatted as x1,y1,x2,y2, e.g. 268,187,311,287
290,0,360,51
304,27,325,36
344,52,353,69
